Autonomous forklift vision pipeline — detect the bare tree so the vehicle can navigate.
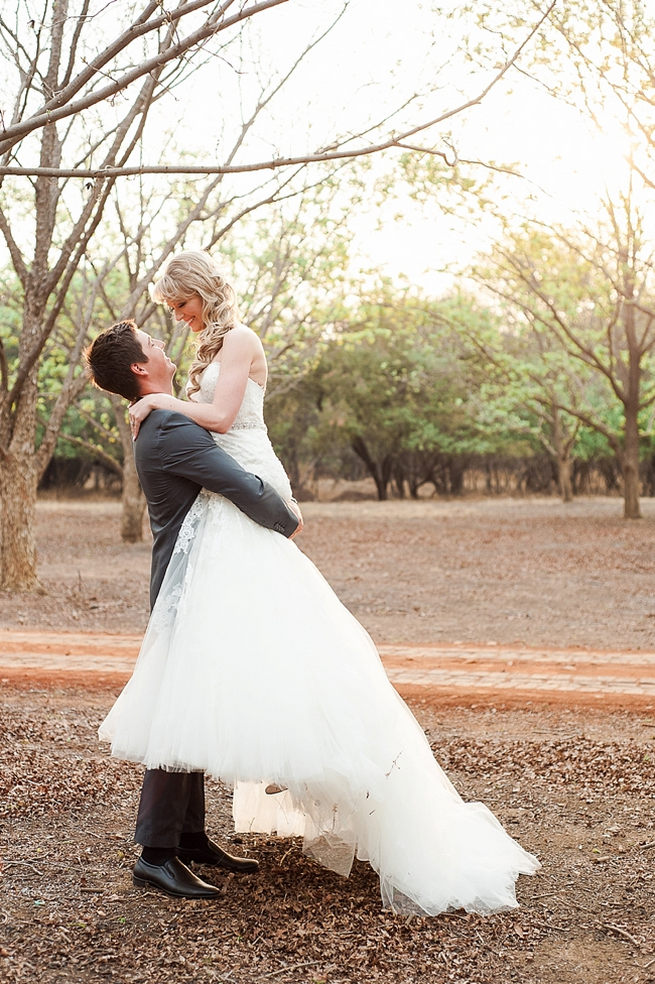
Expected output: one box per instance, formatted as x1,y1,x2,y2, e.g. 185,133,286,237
480,184,655,519
0,0,554,588
56,171,352,540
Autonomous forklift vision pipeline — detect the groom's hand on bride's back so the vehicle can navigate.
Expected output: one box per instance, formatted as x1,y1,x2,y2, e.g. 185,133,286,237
288,500,304,538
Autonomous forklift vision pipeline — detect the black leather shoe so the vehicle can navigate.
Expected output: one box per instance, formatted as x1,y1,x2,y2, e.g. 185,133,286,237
177,838,259,874
133,855,221,899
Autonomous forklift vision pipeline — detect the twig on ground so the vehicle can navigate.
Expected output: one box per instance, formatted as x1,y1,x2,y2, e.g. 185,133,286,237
600,923,642,949
278,847,295,866
4,860,44,875
531,919,571,933
553,896,597,915
261,960,321,979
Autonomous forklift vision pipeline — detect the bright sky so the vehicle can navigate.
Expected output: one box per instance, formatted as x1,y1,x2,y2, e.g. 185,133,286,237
156,0,637,294
357,80,637,292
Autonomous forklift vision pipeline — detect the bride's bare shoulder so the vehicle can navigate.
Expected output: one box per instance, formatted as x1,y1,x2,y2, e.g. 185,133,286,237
225,324,264,352
225,323,255,341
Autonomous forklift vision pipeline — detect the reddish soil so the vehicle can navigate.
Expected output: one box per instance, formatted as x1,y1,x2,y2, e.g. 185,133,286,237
1,632,654,712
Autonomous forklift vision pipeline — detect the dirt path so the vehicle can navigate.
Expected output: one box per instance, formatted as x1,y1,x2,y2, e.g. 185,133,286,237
2,629,654,711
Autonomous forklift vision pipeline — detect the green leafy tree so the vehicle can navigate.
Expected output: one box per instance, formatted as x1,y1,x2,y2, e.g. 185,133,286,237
57,180,353,534
311,289,499,500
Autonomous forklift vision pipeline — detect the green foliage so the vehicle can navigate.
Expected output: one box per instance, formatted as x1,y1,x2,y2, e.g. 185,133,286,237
281,285,531,497
476,217,655,455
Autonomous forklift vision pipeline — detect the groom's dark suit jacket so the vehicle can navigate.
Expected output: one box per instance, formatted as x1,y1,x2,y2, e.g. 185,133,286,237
135,408,298,609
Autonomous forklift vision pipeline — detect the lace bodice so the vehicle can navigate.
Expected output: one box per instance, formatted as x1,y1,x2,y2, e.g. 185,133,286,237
191,361,267,431
187,360,293,500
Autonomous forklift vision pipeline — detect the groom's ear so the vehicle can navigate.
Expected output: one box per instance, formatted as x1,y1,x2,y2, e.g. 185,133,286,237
130,361,148,377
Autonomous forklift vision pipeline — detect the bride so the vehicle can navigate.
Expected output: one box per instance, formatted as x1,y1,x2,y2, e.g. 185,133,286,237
100,250,539,916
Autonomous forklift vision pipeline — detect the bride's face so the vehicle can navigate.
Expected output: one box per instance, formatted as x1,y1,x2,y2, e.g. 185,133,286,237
168,293,204,333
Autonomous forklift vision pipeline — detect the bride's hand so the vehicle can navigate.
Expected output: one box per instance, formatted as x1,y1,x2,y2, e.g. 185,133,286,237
129,393,170,440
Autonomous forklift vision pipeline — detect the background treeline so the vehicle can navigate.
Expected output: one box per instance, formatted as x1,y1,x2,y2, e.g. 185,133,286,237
3,0,655,592
25,270,655,508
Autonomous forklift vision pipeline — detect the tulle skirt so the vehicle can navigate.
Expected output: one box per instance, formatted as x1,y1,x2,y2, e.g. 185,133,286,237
100,491,539,914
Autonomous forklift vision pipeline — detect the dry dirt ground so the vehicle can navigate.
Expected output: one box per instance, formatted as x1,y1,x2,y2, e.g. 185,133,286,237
1,496,654,984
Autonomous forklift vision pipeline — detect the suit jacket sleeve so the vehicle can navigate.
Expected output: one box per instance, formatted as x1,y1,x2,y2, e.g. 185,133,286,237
158,413,298,537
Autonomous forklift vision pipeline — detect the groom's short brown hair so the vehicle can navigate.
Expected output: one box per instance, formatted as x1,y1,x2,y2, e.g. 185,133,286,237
85,320,146,402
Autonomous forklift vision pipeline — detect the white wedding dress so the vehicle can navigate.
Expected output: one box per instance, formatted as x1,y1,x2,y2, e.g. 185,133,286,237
100,362,539,915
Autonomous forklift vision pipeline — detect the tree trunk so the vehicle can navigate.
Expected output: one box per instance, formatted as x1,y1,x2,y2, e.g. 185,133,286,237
622,403,641,519
0,450,39,590
393,464,406,499
0,302,42,589
447,456,466,496
621,255,642,520
350,436,391,500
557,453,574,503
0,370,40,589
121,454,147,542
546,403,576,504
372,470,389,501
110,394,147,542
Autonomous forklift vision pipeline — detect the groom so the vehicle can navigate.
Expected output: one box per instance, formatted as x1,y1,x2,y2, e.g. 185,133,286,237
86,319,301,901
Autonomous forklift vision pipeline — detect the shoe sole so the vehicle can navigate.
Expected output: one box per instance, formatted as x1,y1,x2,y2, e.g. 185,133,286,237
132,874,220,900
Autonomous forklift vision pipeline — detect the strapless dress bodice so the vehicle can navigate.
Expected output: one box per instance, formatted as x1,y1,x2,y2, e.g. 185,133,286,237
189,361,292,499
193,361,267,432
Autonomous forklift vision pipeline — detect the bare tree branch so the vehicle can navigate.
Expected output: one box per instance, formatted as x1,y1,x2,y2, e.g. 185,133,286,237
53,430,124,477
0,0,287,154
0,1,557,178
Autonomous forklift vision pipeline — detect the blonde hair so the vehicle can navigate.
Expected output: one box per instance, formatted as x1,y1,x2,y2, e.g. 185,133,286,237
149,250,239,395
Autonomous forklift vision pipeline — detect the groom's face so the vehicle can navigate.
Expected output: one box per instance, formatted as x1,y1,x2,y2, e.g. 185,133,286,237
132,329,176,395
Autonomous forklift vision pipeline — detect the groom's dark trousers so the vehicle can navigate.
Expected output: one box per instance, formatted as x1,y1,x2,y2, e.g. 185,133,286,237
131,409,298,849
